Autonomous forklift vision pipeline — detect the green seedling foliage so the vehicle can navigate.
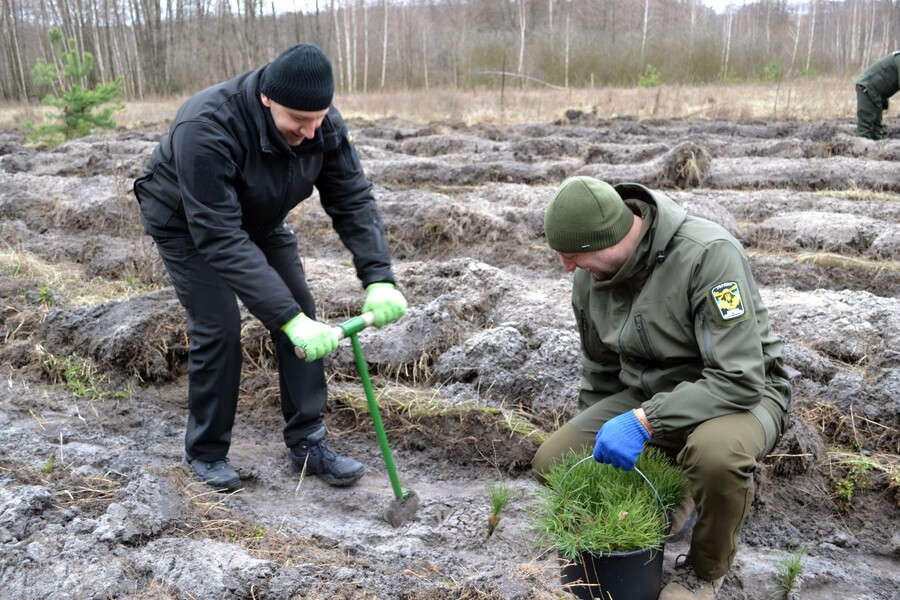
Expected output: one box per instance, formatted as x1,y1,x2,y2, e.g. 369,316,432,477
639,64,662,87
23,28,123,148
40,349,109,401
831,448,879,507
531,448,687,560
779,547,805,593
487,479,517,537
764,59,783,82
247,525,266,539
38,287,54,306
835,478,855,504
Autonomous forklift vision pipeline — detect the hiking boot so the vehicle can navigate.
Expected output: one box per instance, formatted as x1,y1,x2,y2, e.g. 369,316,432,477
288,427,365,487
659,555,725,600
183,453,241,491
667,494,697,542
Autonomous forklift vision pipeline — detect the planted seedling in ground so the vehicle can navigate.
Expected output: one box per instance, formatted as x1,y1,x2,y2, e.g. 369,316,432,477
769,547,805,600
487,479,517,537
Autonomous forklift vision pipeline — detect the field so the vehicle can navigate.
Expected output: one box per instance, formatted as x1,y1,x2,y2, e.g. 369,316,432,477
0,83,898,600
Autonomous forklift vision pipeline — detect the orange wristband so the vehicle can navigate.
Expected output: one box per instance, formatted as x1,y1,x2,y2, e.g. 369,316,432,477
633,409,653,437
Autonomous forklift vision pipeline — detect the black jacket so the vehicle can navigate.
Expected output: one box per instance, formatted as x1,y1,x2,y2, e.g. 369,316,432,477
133,66,394,331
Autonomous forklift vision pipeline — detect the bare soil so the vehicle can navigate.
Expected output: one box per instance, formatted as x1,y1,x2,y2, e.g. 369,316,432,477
0,114,898,600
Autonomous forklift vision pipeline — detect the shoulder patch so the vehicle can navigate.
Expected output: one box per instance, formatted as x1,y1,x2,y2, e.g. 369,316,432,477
707,280,750,327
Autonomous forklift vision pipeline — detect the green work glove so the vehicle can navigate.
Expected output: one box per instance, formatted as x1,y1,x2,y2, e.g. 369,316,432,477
362,282,408,327
282,313,339,362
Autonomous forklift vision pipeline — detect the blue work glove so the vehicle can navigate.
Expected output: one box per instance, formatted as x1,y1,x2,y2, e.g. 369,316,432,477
282,313,339,362
593,410,651,471
362,282,408,327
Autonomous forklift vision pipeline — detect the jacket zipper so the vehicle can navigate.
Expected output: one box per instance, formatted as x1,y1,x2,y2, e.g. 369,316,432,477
633,314,658,361
579,309,590,358
698,312,716,366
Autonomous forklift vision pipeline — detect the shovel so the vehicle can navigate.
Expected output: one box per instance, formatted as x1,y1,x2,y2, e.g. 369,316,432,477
294,312,420,527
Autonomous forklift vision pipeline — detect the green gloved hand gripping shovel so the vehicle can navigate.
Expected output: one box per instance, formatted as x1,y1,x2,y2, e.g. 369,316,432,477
295,312,420,527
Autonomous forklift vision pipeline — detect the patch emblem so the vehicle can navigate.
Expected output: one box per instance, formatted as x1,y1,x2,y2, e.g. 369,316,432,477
710,281,745,321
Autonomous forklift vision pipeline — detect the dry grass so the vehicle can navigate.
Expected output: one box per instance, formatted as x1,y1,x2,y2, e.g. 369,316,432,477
334,78,856,125
0,243,151,306
796,252,900,273
0,77,855,132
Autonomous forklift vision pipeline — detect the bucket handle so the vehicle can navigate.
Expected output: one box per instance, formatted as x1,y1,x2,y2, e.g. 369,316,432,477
558,455,671,534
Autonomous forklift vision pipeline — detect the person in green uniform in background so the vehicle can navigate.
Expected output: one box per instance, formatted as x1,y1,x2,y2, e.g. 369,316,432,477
855,51,900,140
532,177,792,600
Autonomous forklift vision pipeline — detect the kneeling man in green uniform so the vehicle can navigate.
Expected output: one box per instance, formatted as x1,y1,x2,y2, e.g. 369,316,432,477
533,177,792,599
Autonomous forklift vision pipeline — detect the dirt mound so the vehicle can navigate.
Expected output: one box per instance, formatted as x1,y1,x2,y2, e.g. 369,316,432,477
0,117,898,599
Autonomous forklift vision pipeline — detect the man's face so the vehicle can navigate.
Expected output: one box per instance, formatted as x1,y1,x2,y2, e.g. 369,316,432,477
557,222,636,280
261,94,328,146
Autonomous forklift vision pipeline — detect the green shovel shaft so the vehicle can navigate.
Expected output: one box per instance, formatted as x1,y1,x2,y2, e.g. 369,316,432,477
350,333,406,500
340,313,374,338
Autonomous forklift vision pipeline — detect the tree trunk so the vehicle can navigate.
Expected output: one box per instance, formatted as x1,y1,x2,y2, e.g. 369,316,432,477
805,0,816,75
3,0,29,101
380,0,387,90
516,0,526,87
721,8,733,82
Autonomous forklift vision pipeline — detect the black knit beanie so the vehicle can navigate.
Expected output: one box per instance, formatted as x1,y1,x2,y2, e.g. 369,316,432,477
261,44,334,111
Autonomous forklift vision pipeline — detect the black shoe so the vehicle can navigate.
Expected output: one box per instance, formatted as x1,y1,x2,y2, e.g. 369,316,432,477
289,427,365,487
183,453,241,491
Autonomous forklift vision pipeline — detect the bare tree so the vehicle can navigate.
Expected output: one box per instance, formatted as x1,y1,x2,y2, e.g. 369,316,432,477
2,0,30,101
564,5,570,88
720,5,733,81
640,0,650,70
380,0,387,89
6,0,900,104
361,0,368,92
804,0,816,75
342,0,354,91
516,0,526,86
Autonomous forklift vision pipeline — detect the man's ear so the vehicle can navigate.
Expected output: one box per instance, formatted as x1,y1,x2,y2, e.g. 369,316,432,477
260,93,272,108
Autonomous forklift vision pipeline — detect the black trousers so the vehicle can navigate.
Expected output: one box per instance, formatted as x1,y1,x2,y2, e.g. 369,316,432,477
154,224,327,461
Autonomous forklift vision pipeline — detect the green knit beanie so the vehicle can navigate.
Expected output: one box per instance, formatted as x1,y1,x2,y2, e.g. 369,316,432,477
544,177,634,253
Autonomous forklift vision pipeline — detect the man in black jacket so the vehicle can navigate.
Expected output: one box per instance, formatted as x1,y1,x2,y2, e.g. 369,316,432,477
133,44,407,491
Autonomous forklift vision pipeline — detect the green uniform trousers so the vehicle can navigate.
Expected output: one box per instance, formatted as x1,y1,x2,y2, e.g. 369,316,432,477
532,388,784,580
857,83,886,140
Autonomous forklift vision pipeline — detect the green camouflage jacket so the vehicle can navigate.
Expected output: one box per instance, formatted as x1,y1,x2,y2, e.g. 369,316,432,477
572,183,791,437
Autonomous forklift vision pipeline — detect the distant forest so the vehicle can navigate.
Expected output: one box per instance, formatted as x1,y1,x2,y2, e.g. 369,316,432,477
2,0,898,103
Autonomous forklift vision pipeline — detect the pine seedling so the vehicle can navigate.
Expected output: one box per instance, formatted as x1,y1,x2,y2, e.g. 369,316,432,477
487,479,517,537
531,448,687,560
771,547,805,600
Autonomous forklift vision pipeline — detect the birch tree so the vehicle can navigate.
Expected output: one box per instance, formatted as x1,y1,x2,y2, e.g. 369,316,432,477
516,0,526,85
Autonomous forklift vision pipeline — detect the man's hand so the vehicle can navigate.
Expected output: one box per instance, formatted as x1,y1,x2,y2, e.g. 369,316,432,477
362,282,408,327
593,410,651,470
282,313,339,362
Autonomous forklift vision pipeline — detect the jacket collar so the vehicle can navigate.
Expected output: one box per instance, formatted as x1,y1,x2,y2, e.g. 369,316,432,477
590,184,686,290
615,183,686,272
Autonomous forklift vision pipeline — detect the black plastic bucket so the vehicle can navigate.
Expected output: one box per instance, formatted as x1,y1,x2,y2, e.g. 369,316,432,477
558,544,664,600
